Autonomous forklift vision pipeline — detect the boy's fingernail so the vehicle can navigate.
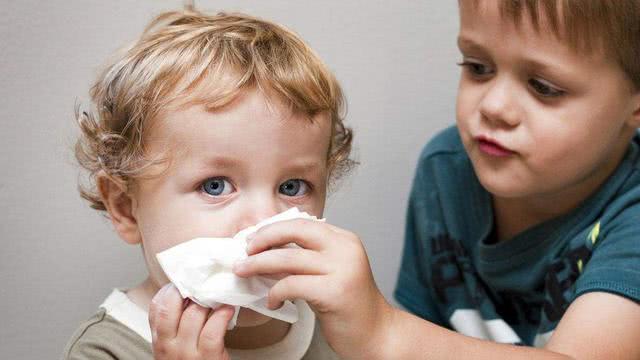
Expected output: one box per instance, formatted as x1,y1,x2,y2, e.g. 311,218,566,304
152,283,172,304
246,233,255,242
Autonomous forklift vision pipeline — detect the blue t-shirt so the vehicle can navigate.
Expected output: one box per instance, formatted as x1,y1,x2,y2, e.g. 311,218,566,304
394,126,640,347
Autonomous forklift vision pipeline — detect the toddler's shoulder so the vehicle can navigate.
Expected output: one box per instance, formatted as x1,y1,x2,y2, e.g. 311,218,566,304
62,308,151,360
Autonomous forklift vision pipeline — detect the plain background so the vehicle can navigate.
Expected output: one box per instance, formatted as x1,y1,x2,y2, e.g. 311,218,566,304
0,0,460,357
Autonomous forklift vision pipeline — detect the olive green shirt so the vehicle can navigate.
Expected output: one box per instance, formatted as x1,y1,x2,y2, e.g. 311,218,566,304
62,289,339,360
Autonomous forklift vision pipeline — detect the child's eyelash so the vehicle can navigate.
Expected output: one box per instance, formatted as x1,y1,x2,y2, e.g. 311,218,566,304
457,60,566,98
457,60,493,76
528,78,565,98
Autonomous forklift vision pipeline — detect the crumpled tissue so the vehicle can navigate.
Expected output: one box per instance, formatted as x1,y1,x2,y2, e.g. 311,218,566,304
156,207,323,329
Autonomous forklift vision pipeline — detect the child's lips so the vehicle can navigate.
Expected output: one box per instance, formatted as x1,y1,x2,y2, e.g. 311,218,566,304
474,136,515,157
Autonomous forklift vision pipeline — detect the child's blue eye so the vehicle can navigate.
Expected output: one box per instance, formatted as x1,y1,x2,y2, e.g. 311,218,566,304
201,177,234,196
528,78,564,98
279,179,309,197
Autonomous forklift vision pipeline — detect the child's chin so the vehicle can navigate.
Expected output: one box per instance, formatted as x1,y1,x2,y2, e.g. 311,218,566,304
235,308,273,327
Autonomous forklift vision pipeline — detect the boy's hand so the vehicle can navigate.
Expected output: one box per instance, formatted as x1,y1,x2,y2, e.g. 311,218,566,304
233,219,394,359
148,284,235,360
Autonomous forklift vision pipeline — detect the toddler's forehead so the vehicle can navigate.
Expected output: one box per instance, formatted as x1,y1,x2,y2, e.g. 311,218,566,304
141,98,332,166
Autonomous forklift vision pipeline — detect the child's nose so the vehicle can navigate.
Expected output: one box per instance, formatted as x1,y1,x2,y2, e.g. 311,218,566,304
479,77,521,128
234,196,284,233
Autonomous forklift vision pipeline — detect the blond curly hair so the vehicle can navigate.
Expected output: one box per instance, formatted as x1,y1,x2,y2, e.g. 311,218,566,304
75,9,354,211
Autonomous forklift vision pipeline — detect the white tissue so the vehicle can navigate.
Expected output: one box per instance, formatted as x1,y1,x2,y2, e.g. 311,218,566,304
156,207,323,329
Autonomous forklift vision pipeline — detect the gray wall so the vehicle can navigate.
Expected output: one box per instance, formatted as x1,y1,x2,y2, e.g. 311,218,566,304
0,1,459,357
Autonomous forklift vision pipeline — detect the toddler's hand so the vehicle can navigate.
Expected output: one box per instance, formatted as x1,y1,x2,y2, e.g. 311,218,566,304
233,220,394,359
148,284,235,360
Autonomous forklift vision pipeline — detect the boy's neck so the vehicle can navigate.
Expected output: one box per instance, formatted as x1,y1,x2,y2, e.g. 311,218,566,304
492,196,564,242
126,277,291,349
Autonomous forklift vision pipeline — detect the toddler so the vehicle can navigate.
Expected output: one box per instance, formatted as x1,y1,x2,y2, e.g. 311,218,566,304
63,8,353,360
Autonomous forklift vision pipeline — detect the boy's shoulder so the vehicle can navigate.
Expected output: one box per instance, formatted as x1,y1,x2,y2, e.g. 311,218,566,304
600,132,640,220
413,125,473,188
62,307,152,360
418,125,466,163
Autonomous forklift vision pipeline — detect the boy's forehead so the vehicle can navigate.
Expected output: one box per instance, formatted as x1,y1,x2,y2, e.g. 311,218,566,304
460,1,609,59
460,1,557,33
459,1,554,47
460,0,609,58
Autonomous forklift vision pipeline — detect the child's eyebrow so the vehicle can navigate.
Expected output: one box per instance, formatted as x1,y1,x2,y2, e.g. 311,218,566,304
457,36,485,53
201,156,239,170
284,161,324,176
520,58,559,75
197,157,324,176
457,35,574,77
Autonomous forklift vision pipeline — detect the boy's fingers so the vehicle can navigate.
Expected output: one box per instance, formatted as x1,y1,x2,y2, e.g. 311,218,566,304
233,248,327,277
267,275,323,310
246,219,333,254
149,284,183,341
198,305,235,356
176,300,210,349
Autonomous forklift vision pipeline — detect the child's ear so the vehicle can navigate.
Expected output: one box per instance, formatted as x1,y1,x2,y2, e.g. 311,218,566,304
628,92,640,128
97,174,142,245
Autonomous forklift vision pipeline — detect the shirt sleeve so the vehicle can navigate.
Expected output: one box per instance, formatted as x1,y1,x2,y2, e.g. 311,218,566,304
64,341,118,360
62,311,152,360
574,205,640,304
394,155,447,327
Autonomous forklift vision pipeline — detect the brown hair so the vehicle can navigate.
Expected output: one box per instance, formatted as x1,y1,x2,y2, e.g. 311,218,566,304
467,0,640,88
75,9,354,211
